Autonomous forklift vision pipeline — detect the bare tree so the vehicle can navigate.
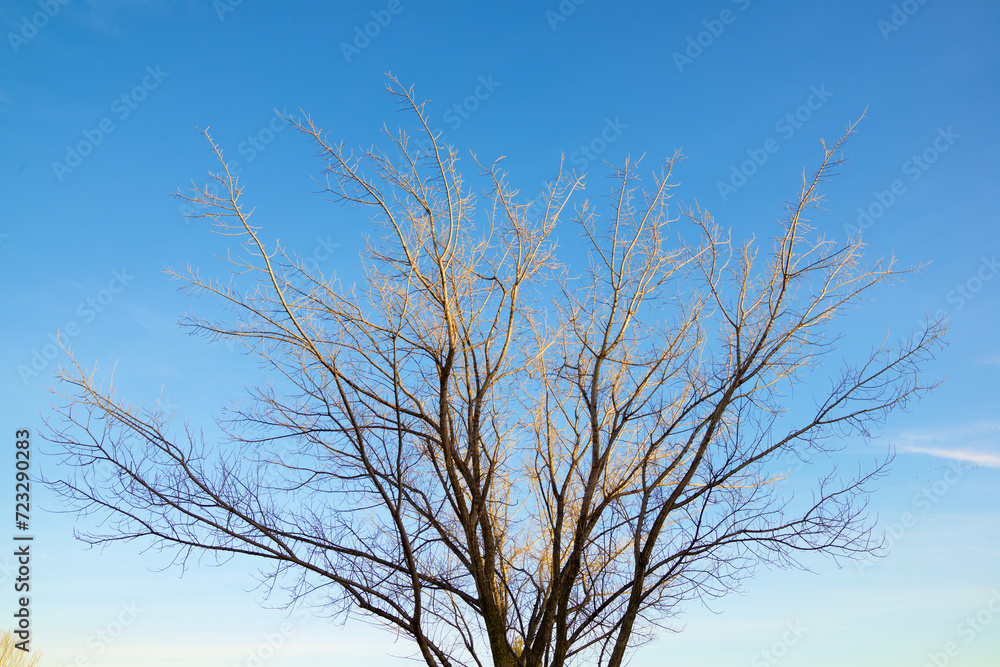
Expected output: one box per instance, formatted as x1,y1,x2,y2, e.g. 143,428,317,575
45,78,943,667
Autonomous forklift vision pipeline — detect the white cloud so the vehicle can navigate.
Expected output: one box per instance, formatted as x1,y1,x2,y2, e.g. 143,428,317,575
895,421,1000,468
897,445,1000,468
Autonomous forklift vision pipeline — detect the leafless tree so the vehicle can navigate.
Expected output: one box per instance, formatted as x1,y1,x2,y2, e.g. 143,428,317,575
45,78,944,667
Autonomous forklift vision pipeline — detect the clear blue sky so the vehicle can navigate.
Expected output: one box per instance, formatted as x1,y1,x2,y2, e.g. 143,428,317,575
2,1,998,665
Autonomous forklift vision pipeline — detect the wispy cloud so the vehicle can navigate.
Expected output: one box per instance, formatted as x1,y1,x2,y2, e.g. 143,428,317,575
895,422,1000,468
897,445,1000,468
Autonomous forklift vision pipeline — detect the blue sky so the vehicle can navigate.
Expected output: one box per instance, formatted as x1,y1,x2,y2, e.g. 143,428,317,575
1,1,998,665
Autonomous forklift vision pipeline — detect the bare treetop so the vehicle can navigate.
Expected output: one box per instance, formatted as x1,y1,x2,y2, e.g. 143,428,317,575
45,77,944,667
